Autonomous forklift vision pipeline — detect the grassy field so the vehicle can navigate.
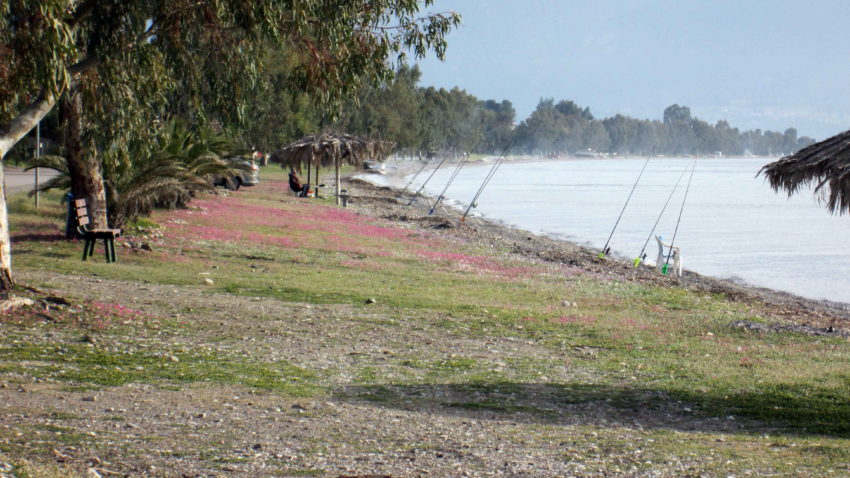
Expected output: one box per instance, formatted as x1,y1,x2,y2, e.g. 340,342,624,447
1,166,849,476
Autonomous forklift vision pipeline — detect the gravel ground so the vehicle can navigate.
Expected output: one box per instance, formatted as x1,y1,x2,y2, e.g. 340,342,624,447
1,167,849,477
342,171,850,331
1,271,762,478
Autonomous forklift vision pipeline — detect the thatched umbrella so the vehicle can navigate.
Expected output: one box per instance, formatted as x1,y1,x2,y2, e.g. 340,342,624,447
761,129,850,214
270,133,394,204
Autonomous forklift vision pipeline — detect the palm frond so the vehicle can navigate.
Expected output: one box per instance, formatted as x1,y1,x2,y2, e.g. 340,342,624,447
27,175,71,198
106,120,246,227
23,155,70,174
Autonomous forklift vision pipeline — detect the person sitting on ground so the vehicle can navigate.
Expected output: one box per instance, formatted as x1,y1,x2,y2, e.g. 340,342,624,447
288,168,309,197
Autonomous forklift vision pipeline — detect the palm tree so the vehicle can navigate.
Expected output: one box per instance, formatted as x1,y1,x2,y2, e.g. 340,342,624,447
27,122,245,228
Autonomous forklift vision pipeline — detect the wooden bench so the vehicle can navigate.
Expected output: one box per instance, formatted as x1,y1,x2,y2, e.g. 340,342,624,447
74,199,121,262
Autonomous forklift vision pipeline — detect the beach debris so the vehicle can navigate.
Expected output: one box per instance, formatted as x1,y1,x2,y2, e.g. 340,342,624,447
730,320,849,337
0,296,35,313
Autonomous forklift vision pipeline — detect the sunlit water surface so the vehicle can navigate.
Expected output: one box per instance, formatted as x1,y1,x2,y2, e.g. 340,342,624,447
366,158,850,305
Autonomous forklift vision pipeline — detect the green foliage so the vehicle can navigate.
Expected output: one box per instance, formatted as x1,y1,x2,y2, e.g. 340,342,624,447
105,122,244,227
333,68,814,158
1,0,462,236
23,154,70,195
338,65,516,155
235,47,323,152
0,0,76,120
24,122,245,228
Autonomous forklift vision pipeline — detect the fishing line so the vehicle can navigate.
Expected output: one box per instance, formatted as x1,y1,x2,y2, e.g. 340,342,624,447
398,158,431,198
599,158,651,258
407,153,449,206
428,139,484,215
663,159,698,274
460,135,517,222
633,160,693,267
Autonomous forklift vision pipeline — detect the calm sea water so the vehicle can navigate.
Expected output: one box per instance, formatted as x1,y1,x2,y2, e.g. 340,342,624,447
371,157,850,305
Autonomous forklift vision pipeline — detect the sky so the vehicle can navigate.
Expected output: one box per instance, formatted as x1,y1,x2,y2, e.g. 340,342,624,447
416,0,850,140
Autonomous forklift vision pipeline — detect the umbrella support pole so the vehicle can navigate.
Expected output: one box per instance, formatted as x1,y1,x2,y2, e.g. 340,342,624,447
307,160,312,187
335,157,341,206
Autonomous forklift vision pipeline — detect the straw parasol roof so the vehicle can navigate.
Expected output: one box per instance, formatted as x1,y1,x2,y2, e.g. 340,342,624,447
761,129,850,214
270,133,395,170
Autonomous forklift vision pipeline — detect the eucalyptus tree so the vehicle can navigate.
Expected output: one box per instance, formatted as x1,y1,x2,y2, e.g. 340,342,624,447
0,0,460,290
337,64,423,153
417,86,451,153
237,48,322,153
478,99,515,154
515,99,566,155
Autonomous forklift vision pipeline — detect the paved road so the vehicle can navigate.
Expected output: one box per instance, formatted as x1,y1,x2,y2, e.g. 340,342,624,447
5,166,60,195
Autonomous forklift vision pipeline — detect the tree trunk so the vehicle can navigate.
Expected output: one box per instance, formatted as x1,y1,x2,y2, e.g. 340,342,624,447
0,97,58,292
0,57,101,292
60,87,108,229
0,165,14,291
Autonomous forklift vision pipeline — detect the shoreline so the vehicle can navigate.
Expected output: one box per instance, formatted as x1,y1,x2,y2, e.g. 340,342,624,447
371,156,850,305
341,168,850,332
5,169,850,475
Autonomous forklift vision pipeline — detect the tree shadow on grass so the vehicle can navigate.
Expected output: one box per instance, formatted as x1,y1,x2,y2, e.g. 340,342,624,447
333,381,850,438
11,232,66,243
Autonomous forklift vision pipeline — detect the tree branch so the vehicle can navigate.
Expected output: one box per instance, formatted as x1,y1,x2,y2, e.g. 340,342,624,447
68,55,101,77
0,95,57,159
66,0,101,28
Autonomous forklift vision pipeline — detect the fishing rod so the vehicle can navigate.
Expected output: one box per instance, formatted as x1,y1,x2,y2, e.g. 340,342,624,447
429,155,469,215
633,160,693,268
460,134,518,222
398,157,431,198
407,152,450,206
663,159,698,275
598,158,651,259
428,139,484,215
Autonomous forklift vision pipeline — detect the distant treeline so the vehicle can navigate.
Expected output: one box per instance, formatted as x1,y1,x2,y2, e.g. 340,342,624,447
335,65,816,157
13,62,814,165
